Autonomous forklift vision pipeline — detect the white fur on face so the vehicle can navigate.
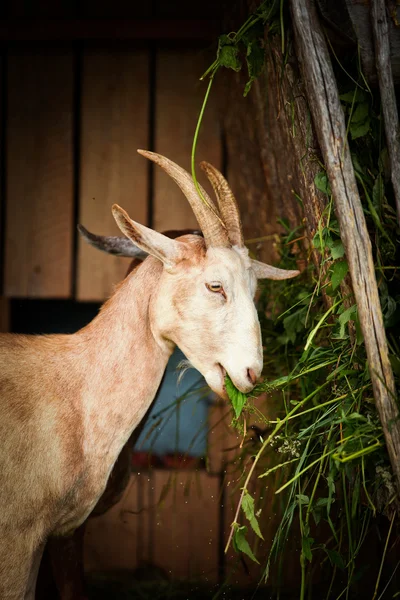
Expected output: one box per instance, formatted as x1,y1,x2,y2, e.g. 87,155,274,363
153,243,263,399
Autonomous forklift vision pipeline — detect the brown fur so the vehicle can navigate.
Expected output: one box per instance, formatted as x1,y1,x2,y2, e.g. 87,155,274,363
0,231,210,599
0,256,181,598
41,230,203,600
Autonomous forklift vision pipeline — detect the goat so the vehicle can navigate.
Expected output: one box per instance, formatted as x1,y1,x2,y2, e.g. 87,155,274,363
41,227,203,600
0,150,299,599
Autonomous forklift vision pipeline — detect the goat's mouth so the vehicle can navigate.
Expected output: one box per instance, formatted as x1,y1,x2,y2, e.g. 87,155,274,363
217,363,228,399
204,363,229,400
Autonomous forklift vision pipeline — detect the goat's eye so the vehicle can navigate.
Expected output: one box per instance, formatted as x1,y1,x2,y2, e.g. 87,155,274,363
206,281,224,295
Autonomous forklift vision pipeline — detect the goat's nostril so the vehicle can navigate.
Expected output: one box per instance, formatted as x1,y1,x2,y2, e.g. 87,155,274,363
247,368,257,386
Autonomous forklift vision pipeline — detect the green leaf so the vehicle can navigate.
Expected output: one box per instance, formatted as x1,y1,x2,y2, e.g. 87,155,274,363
225,375,247,418
242,491,264,539
315,497,331,508
327,473,335,516
338,304,357,338
325,548,345,570
328,239,345,260
283,308,306,344
372,174,384,209
331,260,349,290
232,525,259,563
296,494,309,506
302,536,314,562
351,102,369,124
244,39,265,97
350,118,370,140
351,152,365,175
347,412,367,421
313,510,321,526
381,293,398,326
314,171,331,196
340,89,359,104
217,35,242,72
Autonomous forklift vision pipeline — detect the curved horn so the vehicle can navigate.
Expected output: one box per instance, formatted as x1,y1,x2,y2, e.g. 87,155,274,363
200,161,244,248
137,149,229,248
77,224,148,260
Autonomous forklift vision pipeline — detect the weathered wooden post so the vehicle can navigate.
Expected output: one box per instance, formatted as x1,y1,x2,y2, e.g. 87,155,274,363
291,0,400,495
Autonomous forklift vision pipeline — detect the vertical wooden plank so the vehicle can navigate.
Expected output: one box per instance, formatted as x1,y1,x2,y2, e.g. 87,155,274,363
5,50,74,298
85,469,220,583
151,470,220,581
154,49,222,232
84,472,152,572
207,400,241,475
0,51,4,294
77,49,149,301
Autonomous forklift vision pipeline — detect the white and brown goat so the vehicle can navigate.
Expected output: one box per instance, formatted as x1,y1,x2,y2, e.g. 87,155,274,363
43,226,203,600
0,150,298,599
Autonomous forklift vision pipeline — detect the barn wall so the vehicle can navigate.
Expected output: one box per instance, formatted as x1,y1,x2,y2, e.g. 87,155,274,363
0,0,303,589
0,43,222,301
0,5,238,587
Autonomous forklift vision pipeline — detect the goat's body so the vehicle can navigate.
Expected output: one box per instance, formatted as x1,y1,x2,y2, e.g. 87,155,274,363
0,149,298,599
0,259,171,598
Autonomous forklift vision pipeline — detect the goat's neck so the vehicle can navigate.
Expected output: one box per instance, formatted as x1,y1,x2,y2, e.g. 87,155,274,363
77,258,173,461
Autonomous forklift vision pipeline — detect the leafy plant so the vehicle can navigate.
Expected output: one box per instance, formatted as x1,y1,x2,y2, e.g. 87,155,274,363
190,1,400,597
191,0,283,206
222,66,399,600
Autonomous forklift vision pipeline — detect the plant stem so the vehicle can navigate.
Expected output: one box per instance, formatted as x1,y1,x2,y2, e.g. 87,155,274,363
224,383,329,553
191,75,219,213
372,511,396,600
275,448,336,494
299,479,307,600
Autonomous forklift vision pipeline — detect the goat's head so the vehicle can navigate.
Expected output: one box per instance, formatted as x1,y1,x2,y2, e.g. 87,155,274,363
82,151,299,399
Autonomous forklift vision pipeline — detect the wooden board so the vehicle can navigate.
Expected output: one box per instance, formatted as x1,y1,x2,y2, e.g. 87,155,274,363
207,400,241,475
77,49,149,301
84,469,220,582
153,49,222,232
5,50,74,298
0,52,3,293
84,472,152,572
150,470,220,581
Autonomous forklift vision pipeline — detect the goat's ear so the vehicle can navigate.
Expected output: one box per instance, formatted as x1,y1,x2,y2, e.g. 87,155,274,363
251,259,300,280
112,204,188,269
77,225,148,260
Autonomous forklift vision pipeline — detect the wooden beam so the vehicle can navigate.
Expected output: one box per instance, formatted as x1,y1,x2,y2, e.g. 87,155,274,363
154,49,222,232
5,49,74,298
84,470,220,582
371,0,400,226
151,470,220,581
291,0,400,494
77,48,149,301
0,19,218,42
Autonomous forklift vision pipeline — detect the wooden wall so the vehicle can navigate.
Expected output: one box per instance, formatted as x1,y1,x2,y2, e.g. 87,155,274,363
1,44,222,301
0,2,297,590
0,7,233,588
